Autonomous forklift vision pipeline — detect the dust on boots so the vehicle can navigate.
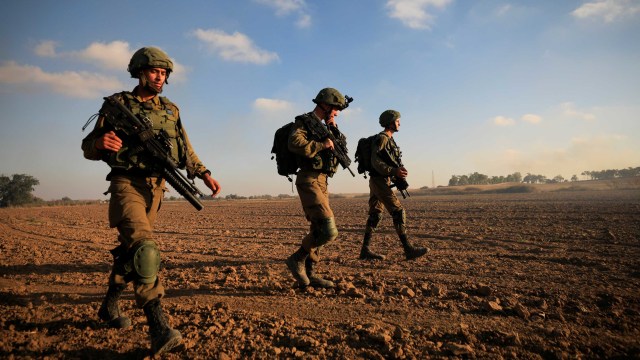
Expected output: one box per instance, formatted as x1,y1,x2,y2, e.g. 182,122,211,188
143,299,182,356
359,232,386,260
98,284,131,329
305,257,334,288
286,246,311,288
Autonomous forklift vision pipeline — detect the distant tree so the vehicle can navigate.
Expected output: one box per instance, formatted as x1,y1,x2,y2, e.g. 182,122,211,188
467,172,489,185
571,175,578,182
0,174,40,207
550,175,565,183
523,173,547,184
458,175,469,185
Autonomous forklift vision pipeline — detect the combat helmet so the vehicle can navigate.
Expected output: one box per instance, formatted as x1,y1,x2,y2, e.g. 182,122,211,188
127,47,174,81
379,110,401,127
312,88,349,110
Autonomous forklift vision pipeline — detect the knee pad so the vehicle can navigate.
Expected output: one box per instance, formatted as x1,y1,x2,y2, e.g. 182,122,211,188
313,217,338,247
132,240,160,284
366,213,382,230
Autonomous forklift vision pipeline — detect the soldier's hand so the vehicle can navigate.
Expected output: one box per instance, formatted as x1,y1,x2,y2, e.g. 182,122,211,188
95,131,122,152
325,118,336,127
395,167,408,179
203,173,222,197
323,138,334,151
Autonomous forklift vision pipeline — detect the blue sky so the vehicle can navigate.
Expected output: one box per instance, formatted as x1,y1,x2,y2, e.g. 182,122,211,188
1,0,638,200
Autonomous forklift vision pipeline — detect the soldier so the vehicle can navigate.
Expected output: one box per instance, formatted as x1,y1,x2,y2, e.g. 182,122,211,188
285,88,349,289
359,110,428,261
81,47,221,356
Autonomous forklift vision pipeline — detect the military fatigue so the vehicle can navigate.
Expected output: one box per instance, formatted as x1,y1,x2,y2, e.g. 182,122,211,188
360,131,428,260
369,132,403,214
82,87,210,307
288,113,340,254
285,112,340,288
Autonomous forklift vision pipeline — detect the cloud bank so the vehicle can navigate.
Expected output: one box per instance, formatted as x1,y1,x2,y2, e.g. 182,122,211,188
192,29,280,65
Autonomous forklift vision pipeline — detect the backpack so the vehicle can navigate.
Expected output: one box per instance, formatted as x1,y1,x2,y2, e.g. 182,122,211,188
355,134,377,175
271,122,298,181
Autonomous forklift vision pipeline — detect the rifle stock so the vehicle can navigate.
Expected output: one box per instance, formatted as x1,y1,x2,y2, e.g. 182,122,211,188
101,96,205,211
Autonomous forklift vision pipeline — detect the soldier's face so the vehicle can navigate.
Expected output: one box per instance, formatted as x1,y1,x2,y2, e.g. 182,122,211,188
142,68,167,92
328,107,340,122
320,104,340,123
394,118,400,131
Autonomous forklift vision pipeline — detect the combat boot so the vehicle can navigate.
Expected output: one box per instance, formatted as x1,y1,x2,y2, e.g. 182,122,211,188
305,257,335,288
98,284,131,329
359,233,386,260
399,234,429,260
286,247,310,288
143,299,182,356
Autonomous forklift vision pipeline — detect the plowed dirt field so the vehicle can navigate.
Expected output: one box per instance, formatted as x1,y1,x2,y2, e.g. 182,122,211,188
1,188,639,359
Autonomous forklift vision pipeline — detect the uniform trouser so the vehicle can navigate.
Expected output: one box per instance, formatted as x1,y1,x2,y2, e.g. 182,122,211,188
107,175,166,308
295,171,337,262
368,176,406,235
368,176,403,215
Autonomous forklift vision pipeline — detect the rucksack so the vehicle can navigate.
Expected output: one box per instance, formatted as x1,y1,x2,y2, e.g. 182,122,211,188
355,134,377,175
271,122,298,181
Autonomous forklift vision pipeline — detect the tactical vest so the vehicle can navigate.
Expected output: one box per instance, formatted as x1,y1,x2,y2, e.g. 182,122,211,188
104,92,187,173
384,134,402,165
296,114,339,176
371,132,402,177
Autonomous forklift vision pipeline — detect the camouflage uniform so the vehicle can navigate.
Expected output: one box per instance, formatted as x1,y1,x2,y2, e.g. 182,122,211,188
81,46,212,356
285,88,348,288
359,111,428,261
289,112,340,249
82,89,209,308
368,132,404,218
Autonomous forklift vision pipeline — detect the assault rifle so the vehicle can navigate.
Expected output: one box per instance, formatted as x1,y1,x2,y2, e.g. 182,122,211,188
302,117,355,177
380,145,410,199
100,95,205,211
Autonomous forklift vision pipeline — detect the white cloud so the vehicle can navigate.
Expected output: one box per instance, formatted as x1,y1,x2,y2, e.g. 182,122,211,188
521,114,542,124
473,133,636,178
0,61,124,98
561,102,596,121
255,0,312,28
34,40,132,71
572,0,640,22
31,41,187,82
495,4,512,17
386,0,453,29
296,14,312,28
71,41,133,71
253,98,293,112
493,115,515,126
192,29,280,65
34,41,58,57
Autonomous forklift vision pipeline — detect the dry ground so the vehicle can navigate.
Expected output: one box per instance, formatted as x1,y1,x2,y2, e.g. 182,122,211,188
1,184,639,359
